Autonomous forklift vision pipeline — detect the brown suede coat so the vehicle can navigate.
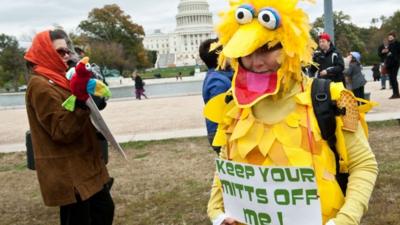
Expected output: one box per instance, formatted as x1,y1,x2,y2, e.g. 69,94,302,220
25,75,110,206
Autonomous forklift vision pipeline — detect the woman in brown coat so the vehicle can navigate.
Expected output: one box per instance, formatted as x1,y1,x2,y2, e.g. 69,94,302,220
24,29,114,225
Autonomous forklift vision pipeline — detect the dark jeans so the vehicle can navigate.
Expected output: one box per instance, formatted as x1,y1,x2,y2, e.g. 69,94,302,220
60,187,114,225
352,86,365,99
388,64,400,96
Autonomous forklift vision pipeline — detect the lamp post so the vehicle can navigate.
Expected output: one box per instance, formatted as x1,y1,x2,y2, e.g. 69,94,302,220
324,0,335,43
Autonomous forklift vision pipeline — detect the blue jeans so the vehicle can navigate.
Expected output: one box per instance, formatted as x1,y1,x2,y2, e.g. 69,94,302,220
381,74,388,88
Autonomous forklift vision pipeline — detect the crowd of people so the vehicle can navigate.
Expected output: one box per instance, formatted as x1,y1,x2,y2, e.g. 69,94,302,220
306,30,400,100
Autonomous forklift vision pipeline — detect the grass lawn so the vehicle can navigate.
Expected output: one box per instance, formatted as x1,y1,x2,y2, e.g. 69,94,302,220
141,66,207,79
0,121,399,225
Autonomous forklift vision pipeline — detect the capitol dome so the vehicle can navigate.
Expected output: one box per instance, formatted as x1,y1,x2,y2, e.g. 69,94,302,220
176,0,213,32
143,0,216,67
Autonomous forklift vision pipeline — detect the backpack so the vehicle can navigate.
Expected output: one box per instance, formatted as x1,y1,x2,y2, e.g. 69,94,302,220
311,78,349,195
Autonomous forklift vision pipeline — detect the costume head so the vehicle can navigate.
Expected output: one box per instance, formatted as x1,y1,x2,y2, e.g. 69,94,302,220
215,0,316,107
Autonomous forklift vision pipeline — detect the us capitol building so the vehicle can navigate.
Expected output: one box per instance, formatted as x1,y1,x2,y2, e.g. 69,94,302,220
143,0,215,68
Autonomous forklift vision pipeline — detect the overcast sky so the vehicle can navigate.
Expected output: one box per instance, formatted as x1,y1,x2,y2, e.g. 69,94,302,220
0,0,399,44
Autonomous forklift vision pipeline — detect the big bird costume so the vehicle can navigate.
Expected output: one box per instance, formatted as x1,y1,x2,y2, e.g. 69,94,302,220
205,1,378,225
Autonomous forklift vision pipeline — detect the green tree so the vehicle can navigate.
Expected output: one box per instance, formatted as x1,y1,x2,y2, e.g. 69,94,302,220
78,4,150,72
87,41,128,73
381,11,400,35
0,34,26,91
146,50,158,67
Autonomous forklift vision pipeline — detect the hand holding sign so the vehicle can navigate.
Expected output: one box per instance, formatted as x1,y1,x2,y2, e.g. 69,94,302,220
222,218,237,225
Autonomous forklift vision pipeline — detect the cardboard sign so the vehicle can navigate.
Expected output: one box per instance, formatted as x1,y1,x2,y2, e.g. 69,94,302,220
216,159,322,225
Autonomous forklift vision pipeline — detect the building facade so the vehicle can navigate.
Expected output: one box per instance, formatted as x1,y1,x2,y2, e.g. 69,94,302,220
143,0,215,68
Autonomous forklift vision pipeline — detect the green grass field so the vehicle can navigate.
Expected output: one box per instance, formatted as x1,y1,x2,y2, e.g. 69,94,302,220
140,66,207,79
0,121,399,225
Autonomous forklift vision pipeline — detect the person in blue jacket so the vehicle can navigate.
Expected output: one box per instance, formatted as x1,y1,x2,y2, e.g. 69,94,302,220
199,38,233,154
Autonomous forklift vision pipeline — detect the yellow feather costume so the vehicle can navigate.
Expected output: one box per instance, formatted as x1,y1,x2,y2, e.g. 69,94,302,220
206,1,378,225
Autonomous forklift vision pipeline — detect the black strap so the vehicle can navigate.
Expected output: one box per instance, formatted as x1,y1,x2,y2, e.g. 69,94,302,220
311,78,349,195
311,79,337,150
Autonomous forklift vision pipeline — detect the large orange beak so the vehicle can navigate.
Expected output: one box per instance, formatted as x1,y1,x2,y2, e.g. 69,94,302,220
80,56,89,64
223,20,277,58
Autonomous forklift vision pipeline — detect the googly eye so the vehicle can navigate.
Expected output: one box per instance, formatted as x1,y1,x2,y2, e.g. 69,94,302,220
258,8,280,30
85,63,92,71
235,4,255,24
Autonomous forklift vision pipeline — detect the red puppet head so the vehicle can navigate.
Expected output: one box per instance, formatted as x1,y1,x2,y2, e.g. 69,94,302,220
75,57,92,78
70,57,93,101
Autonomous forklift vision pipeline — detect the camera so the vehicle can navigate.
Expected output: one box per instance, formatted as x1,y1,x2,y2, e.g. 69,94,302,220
313,50,325,62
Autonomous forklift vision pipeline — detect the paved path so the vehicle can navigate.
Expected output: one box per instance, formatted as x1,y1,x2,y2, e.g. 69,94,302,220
1,81,399,153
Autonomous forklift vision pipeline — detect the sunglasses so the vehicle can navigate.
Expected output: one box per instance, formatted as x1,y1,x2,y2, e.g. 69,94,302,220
56,48,71,57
